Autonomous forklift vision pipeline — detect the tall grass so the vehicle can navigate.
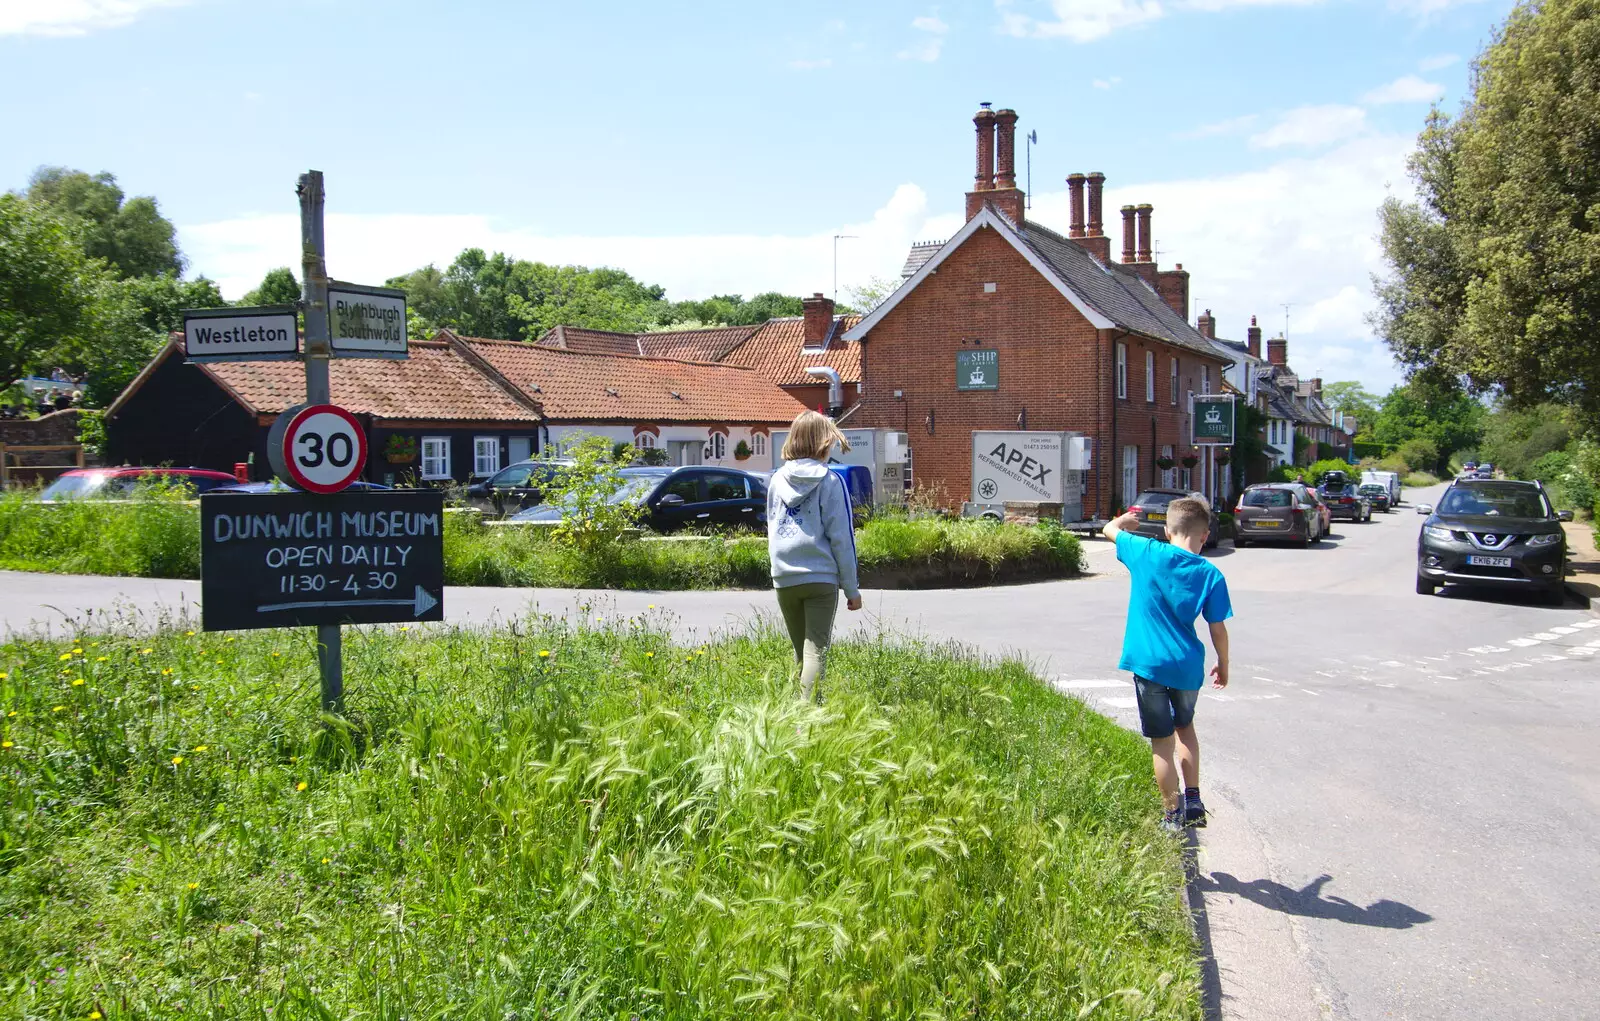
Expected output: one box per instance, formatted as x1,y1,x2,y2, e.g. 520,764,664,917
0,621,1198,1019
0,497,1083,589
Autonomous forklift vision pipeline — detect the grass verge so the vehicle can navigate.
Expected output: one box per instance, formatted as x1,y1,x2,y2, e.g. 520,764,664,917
0,492,1084,589
0,620,1197,1019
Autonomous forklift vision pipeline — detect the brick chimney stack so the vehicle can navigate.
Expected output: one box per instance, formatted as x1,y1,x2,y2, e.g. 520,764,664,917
965,105,998,220
1267,335,1288,367
1197,308,1216,339
1135,203,1154,263
1120,205,1137,262
1086,173,1105,237
1067,174,1087,238
802,292,835,348
1247,315,1262,359
1310,377,1323,398
994,108,1018,189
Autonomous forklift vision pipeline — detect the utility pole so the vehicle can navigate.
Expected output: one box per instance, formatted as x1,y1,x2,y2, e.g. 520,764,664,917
296,171,342,714
832,235,858,305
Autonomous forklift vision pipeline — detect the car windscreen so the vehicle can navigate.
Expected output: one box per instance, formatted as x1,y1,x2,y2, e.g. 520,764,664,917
39,474,109,499
1358,485,1384,494
1438,485,1549,518
1134,491,1179,507
1242,489,1293,508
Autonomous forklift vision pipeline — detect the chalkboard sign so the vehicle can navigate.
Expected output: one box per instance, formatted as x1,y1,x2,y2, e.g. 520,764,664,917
200,489,445,631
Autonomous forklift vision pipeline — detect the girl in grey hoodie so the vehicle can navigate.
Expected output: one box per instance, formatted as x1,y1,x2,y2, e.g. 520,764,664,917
768,411,862,702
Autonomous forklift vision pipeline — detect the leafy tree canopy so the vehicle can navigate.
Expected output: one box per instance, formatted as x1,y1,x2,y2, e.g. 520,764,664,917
240,267,300,307
1320,381,1381,428
0,194,105,387
1372,0,1600,422
25,167,182,279
1370,379,1485,471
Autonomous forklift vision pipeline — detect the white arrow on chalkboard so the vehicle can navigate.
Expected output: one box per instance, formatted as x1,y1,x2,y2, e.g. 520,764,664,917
257,585,439,617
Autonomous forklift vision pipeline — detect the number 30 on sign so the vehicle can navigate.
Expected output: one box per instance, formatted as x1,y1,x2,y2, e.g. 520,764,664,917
266,404,369,494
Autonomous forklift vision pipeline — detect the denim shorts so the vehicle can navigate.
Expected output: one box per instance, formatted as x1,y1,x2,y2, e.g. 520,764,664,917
1134,676,1201,739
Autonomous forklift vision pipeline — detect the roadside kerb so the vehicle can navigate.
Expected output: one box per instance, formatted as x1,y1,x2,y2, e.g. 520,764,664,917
1562,518,1598,609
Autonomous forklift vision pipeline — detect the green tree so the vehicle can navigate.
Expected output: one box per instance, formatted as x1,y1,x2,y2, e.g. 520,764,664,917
0,194,109,387
842,275,899,314
539,435,643,552
1320,381,1380,428
1372,0,1600,422
25,167,182,279
239,267,300,307
1478,402,1575,479
1371,380,1484,472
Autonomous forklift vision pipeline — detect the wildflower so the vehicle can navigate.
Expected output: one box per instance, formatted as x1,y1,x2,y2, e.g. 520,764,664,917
271,652,282,658
215,659,223,665
2,741,13,749
140,648,152,655
225,636,235,643
398,625,410,632
647,604,656,609
95,656,108,662
71,678,85,686
187,882,199,890
91,1013,103,1020
193,745,208,752
190,685,199,691
289,755,298,763
697,649,706,656
171,756,184,766
58,653,72,661
161,668,173,676
72,648,83,656
645,651,655,659
52,705,65,712
0,673,7,680
5,710,13,717
321,857,330,864
538,650,551,658
296,781,308,792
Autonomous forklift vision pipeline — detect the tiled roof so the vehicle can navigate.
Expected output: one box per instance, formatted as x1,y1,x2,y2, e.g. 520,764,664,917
901,242,942,280
639,325,760,363
203,340,539,422
458,336,808,424
1016,222,1225,361
535,326,643,356
722,315,863,386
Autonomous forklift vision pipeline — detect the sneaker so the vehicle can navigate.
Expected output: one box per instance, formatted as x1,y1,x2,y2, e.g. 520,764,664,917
1184,790,1207,828
1161,808,1186,835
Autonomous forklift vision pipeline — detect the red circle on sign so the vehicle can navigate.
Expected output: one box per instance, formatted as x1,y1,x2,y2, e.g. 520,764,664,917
279,404,368,494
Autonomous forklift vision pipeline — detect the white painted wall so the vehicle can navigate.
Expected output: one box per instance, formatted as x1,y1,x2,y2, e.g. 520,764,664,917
542,423,775,468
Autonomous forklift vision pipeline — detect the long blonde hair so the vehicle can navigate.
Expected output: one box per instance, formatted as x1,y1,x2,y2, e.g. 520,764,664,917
781,410,851,462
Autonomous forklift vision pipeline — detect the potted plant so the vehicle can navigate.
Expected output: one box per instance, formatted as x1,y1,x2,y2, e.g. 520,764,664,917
734,439,753,462
1181,453,1199,470
1155,455,1176,471
1214,450,1232,467
384,435,417,464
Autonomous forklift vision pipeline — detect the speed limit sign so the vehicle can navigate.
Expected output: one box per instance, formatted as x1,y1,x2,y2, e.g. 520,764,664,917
266,403,369,494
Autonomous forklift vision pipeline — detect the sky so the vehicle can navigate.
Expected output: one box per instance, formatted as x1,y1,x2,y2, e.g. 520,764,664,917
1,0,1517,392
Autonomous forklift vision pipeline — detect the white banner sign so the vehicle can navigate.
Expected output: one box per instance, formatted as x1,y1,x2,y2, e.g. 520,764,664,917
971,431,1066,504
183,306,298,361
328,281,407,357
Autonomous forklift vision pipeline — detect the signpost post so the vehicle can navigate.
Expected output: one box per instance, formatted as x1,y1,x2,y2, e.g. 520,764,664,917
191,170,429,717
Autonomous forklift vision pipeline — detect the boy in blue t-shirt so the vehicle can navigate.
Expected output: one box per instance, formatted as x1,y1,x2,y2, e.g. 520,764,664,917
1103,496,1232,832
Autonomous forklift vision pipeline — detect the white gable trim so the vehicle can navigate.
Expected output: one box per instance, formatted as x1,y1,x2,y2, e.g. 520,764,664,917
842,206,1115,342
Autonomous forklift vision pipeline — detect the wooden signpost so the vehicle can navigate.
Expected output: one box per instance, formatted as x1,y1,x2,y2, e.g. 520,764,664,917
193,171,437,713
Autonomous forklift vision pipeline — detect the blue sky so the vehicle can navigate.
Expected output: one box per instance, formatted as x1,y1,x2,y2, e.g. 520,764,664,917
2,0,1514,390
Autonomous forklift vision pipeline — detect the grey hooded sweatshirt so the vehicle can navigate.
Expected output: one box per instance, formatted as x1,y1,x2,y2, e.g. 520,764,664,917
766,459,860,599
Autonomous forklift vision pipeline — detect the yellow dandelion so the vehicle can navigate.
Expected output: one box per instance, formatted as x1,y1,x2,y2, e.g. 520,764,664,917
645,651,655,659
91,1013,103,1020
538,650,550,658
5,710,14,717
95,656,108,662
187,882,198,889
696,649,706,656
140,648,152,655
2,741,13,749
52,705,66,712
190,685,199,691
171,756,184,766
58,652,72,661
224,636,235,643
215,659,222,665
186,630,195,637
271,652,282,658
72,648,83,656
193,745,208,752
161,668,173,676
296,781,308,792
398,625,409,632
647,603,656,609
0,672,7,680
289,755,298,763
72,677,86,686
321,857,330,864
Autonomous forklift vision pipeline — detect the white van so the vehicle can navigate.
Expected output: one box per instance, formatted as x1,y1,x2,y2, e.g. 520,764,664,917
1361,470,1402,506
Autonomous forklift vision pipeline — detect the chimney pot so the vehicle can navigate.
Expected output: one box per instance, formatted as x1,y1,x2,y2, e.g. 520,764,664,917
994,109,1019,190
1267,335,1288,367
802,293,835,348
1120,205,1137,263
1246,316,1262,358
1066,173,1087,238
973,106,997,192
1197,308,1216,339
1086,172,1106,237
1135,203,1153,263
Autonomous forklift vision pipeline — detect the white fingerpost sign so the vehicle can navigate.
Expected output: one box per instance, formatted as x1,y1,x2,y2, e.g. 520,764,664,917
328,281,408,358
267,403,369,494
183,305,299,361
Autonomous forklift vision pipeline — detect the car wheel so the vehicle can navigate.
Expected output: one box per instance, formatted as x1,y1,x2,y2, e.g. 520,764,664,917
1416,575,1437,595
1310,527,1322,545
1235,537,1249,549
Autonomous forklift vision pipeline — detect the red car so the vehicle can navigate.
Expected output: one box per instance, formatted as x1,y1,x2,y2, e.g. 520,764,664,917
38,467,239,501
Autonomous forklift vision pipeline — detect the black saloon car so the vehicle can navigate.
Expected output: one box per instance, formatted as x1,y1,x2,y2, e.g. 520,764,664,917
1319,482,1373,523
464,459,572,517
1415,479,1572,604
511,466,767,533
1357,483,1391,513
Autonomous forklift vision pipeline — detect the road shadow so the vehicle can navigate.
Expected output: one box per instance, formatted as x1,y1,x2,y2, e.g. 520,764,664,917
1195,871,1433,929
1434,584,1575,610
1182,833,1224,1021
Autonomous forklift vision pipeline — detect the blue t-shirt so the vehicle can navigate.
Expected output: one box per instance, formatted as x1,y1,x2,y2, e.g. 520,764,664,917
1115,532,1233,690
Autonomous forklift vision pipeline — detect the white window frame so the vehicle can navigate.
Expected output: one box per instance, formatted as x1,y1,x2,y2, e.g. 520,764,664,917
420,436,451,480
1145,350,1155,403
1170,357,1179,405
1161,444,1175,488
472,436,500,477
705,432,727,461
752,432,766,457
1122,444,1138,507
1201,365,1211,395
633,431,656,449
1116,342,1128,400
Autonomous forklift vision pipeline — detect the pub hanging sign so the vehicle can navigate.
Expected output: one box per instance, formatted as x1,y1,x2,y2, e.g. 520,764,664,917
957,349,999,391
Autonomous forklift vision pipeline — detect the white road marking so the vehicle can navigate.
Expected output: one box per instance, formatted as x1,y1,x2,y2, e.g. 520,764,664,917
1301,688,1321,696
1573,620,1600,629
1376,683,1397,688
1531,633,1560,641
1434,675,1459,680
1568,647,1596,656
1586,639,1600,648
1506,638,1543,647
1548,627,1579,635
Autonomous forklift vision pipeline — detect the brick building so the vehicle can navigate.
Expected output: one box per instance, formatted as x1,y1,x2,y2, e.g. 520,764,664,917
843,104,1231,516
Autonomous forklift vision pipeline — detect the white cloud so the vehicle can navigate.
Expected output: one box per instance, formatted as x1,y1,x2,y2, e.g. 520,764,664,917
1418,53,1459,71
789,58,833,70
1363,74,1445,104
899,13,949,61
1176,114,1258,139
0,0,191,36
997,0,1163,43
1249,105,1367,149
1092,75,1123,90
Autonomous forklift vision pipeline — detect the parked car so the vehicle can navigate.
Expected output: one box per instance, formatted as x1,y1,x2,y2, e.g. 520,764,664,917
1477,462,1496,478
1357,483,1392,513
1462,461,1478,472
207,480,392,494
1126,488,1220,549
1233,483,1327,547
464,459,573,518
1415,478,1571,604
510,466,768,533
1319,482,1373,523
38,467,239,501
1361,469,1402,507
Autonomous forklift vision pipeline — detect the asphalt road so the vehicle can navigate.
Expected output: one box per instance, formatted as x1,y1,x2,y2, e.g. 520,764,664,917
2,484,1595,1020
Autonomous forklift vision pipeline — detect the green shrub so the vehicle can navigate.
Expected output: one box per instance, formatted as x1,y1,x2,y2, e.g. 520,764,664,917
0,481,198,577
1401,471,1441,487
0,623,1200,1019
1395,437,1441,474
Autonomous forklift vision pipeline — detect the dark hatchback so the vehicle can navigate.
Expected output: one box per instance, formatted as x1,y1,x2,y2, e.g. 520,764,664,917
511,466,768,533
1416,479,1572,604
1126,488,1220,549
1358,483,1392,513
1319,482,1373,523
465,460,572,518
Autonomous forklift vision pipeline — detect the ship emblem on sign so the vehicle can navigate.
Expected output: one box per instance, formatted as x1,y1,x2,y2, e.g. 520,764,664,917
978,478,999,500
1204,407,1223,425
968,366,987,386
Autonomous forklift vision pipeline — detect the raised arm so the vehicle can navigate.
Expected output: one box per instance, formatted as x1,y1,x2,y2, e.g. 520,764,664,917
1208,620,1230,688
1102,510,1140,542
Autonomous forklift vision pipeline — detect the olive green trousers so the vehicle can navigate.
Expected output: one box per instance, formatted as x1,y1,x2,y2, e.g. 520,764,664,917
775,582,839,703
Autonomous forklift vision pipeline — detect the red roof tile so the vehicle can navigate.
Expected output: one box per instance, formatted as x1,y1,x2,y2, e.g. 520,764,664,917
534,326,642,356
459,336,808,424
203,341,539,422
722,315,863,387
638,325,760,363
